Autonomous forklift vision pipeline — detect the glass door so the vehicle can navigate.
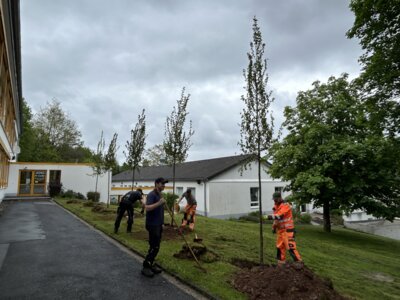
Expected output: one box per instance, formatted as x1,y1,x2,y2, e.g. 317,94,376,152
19,170,32,195
18,170,47,195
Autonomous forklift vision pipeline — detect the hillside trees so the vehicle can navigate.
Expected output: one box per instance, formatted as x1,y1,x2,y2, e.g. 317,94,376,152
18,99,93,162
239,17,275,264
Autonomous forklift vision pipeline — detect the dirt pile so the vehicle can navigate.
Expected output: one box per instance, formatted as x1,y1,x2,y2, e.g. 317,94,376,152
173,244,219,263
232,261,347,300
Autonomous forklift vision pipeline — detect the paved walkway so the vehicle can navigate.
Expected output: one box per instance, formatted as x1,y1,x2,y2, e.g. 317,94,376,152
0,201,205,300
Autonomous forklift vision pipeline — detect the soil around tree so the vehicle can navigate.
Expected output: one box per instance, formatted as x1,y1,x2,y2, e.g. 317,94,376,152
231,259,348,300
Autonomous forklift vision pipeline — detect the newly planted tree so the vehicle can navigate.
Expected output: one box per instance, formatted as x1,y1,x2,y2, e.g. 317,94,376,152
239,17,275,264
124,109,147,190
92,131,106,202
104,133,118,207
164,87,194,223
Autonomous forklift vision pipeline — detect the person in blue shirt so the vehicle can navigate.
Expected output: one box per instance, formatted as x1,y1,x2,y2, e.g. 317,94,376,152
141,177,167,277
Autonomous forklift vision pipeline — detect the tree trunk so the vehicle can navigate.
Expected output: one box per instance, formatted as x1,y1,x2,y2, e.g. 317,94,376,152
171,161,176,226
95,174,99,202
107,170,110,208
131,168,135,191
323,200,331,232
258,157,264,265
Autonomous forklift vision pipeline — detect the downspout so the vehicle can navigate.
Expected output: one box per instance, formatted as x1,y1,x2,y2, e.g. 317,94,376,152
203,178,208,217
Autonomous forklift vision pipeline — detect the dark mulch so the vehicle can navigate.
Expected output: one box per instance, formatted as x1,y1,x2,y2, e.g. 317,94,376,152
173,244,220,263
232,261,348,300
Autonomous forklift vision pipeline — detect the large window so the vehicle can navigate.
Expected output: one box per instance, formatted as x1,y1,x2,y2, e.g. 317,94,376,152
274,186,283,193
250,187,259,208
176,187,183,196
0,147,9,188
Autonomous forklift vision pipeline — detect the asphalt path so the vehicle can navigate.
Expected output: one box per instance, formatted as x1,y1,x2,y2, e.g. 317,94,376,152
0,201,205,300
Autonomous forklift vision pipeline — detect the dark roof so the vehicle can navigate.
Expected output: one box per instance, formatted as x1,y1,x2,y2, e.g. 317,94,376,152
113,154,260,182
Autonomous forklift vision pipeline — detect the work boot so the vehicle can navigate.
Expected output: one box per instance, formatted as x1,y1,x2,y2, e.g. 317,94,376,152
141,267,154,278
114,227,118,234
151,264,162,274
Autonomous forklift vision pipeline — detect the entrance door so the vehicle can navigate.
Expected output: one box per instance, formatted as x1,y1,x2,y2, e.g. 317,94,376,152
18,170,47,196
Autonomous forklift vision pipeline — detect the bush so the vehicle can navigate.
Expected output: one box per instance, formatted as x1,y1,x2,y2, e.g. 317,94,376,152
330,209,344,225
60,189,86,200
298,213,312,224
48,182,62,197
162,192,179,211
83,200,95,207
87,191,100,202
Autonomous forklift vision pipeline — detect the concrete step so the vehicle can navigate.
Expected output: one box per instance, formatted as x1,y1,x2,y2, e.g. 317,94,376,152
3,196,52,202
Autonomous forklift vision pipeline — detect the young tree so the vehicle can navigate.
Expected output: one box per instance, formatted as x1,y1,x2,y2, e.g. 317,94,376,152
164,87,194,222
92,131,106,202
142,144,167,166
124,109,147,190
239,17,275,264
269,74,400,232
104,133,118,207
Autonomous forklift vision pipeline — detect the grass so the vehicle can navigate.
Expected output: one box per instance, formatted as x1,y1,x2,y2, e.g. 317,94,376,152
55,198,400,300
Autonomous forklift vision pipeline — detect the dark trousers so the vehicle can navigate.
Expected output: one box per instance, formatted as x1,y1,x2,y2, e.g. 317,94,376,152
114,202,134,232
143,224,163,267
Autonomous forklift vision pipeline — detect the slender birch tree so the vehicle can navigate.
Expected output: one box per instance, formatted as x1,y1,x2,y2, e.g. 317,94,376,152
239,17,275,265
92,131,106,202
164,87,194,222
104,133,118,207
124,109,147,190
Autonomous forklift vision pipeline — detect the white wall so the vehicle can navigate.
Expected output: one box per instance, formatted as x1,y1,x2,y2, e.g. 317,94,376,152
6,163,110,203
208,161,289,219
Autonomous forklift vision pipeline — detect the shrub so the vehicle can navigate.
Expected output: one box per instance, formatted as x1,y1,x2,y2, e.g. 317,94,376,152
48,182,62,197
61,189,75,198
162,192,179,211
298,213,312,224
87,191,100,202
330,209,344,225
83,200,94,207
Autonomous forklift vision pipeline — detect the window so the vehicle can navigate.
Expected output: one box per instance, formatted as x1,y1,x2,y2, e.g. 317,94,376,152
274,186,283,192
49,170,61,184
250,187,259,208
176,187,183,196
301,204,306,213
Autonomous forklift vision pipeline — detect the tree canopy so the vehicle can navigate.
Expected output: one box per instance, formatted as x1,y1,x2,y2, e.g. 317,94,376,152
269,75,400,232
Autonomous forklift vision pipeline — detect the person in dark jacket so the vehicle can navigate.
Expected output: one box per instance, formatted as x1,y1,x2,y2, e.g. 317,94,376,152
141,177,167,277
114,189,144,234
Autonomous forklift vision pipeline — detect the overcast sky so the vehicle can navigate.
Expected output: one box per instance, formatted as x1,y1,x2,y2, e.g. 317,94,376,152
21,0,362,163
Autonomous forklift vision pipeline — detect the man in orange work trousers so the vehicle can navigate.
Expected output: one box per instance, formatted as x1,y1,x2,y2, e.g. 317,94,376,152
265,192,302,264
177,189,197,231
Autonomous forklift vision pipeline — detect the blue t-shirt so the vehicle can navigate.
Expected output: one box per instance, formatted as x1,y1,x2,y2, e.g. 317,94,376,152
146,189,164,226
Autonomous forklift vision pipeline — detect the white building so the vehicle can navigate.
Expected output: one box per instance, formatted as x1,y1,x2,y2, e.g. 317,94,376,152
5,162,111,202
0,0,23,202
112,155,290,219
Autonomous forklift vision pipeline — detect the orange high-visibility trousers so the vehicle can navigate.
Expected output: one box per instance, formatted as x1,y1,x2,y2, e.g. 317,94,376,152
276,229,302,262
181,204,197,231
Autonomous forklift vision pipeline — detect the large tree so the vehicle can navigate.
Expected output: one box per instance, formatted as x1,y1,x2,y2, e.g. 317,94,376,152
239,17,275,264
124,109,147,190
347,0,400,135
34,99,82,148
142,144,167,166
269,74,400,232
164,87,194,195
18,99,93,162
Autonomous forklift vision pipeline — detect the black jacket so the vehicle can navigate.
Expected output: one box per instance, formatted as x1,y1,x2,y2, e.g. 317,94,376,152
121,191,142,205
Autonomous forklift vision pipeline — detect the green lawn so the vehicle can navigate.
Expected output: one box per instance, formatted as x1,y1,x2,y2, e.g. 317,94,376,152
55,198,400,300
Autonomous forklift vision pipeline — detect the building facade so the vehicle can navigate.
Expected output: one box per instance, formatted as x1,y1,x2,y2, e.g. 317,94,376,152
0,0,22,202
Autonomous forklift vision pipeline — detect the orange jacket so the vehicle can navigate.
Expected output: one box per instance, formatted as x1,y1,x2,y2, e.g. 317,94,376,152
272,203,294,231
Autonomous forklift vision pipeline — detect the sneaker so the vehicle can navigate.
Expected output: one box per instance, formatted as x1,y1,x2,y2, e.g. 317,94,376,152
151,264,162,274
141,267,154,278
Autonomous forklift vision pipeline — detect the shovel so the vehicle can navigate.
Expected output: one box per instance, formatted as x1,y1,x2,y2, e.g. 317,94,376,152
193,234,203,243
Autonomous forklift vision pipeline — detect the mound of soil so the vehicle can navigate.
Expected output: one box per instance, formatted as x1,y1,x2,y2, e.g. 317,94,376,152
173,244,219,263
232,262,347,300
